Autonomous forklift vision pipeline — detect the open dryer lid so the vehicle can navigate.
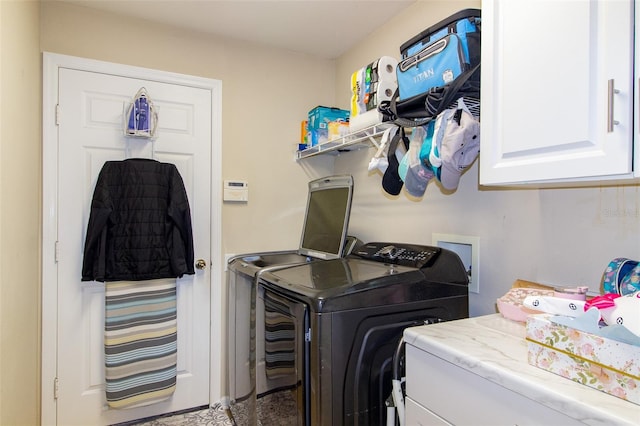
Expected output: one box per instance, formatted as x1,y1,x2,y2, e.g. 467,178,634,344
298,175,353,260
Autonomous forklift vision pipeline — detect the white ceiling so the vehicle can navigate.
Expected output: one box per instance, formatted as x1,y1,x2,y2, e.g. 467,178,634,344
62,0,417,59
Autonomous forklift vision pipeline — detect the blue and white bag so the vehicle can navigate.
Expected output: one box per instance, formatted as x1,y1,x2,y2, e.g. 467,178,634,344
397,9,481,101
379,9,481,128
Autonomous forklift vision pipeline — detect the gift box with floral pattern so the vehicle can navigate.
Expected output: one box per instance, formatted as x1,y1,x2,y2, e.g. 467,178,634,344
526,313,639,405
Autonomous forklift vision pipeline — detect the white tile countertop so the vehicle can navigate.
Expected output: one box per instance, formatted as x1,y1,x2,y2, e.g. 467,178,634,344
403,314,640,425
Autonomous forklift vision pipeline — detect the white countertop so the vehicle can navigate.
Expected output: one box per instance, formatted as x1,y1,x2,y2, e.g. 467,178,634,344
403,314,640,426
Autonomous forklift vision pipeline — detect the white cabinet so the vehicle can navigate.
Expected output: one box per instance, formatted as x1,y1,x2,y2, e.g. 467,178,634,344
479,0,635,185
404,344,584,426
403,315,639,426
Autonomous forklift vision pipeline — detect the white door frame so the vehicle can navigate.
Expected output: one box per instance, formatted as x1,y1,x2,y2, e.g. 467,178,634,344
41,52,223,425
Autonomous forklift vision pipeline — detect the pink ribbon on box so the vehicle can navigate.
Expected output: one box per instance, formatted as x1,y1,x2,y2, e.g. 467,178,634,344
584,293,620,311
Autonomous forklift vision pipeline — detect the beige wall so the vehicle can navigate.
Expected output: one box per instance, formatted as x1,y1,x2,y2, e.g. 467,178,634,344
0,0,42,424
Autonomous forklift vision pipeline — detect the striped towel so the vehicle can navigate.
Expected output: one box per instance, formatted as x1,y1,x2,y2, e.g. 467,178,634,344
263,292,295,379
105,279,177,409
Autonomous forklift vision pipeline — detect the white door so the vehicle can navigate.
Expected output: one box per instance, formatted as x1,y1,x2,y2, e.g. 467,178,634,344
51,65,213,425
479,0,634,185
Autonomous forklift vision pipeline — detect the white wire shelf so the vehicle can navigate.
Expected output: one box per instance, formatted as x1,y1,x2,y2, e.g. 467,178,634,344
295,123,394,160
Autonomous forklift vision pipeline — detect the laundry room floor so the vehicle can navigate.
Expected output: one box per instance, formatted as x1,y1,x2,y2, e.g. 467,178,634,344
127,391,297,425
127,404,232,426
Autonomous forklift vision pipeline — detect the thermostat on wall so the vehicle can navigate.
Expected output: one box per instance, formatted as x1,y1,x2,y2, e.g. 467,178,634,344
223,180,248,202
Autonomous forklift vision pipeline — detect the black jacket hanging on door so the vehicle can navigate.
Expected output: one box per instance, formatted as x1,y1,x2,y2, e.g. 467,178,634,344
82,158,195,282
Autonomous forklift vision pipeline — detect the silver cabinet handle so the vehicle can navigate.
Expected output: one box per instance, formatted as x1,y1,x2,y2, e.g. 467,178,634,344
608,79,620,133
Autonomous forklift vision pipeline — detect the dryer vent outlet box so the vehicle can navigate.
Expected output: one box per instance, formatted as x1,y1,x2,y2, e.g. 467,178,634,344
432,233,479,294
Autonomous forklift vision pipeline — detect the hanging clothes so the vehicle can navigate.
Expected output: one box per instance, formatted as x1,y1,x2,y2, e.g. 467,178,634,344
81,158,194,408
82,158,194,282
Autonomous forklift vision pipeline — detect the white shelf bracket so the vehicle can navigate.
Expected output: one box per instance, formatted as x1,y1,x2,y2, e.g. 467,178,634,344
366,134,380,149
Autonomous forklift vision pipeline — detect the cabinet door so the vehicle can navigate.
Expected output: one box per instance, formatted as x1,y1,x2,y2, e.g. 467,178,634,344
480,0,634,185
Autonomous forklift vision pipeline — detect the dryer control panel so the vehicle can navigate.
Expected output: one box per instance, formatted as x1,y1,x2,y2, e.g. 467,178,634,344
352,242,441,269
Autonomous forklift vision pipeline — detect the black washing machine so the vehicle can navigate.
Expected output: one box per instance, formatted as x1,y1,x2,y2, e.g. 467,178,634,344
256,242,469,426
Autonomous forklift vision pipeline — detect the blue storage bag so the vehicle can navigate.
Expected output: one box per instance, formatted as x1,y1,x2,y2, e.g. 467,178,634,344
396,9,481,102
